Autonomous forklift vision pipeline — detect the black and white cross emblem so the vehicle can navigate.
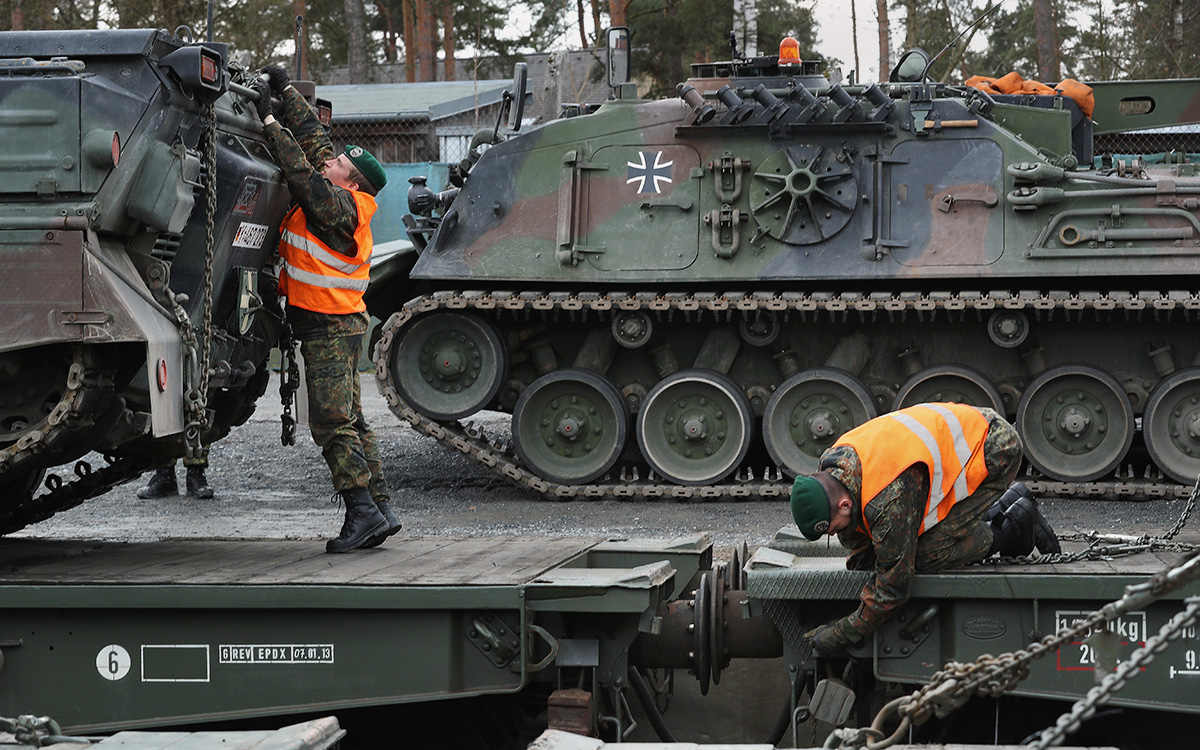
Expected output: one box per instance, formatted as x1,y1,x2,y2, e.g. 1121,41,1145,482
626,150,673,194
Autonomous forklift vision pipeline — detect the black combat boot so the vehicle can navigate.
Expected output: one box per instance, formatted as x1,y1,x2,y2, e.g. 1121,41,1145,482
136,466,177,499
360,499,403,549
1009,483,1061,554
326,487,389,554
986,495,1038,557
186,465,214,499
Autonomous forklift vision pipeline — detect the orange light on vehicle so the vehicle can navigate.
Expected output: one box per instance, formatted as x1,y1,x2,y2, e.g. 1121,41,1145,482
111,131,121,166
200,53,219,83
779,37,801,65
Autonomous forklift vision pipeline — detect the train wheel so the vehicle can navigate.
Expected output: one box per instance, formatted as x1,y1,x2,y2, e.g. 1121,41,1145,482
637,370,753,485
892,365,1006,414
1016,365,1135,482
512,369,628,485
389,312,507,420
1142,368,1200,484
762,368,876,477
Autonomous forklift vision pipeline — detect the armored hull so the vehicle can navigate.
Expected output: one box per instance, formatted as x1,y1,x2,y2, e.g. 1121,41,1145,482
0,30,290,532
373,53,1200,499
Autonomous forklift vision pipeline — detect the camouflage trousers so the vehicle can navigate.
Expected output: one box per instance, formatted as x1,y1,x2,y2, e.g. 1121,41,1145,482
913,418,1023,572
300,333,390,501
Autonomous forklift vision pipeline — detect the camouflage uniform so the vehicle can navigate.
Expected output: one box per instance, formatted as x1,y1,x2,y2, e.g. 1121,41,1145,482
816,407,1021,648
263,88,390,503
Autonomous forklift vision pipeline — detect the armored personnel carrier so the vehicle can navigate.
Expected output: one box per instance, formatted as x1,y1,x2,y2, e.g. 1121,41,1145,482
0,29,290,532
373,30,1200,500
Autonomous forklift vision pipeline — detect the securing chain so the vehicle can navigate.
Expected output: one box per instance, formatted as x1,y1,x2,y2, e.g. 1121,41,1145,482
838,549,1200,750
184,102,219,461
1029,594,1200,749
0,714,89,747
278,316,298,446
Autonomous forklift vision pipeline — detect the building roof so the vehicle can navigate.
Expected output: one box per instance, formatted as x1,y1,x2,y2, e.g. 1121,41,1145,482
321,80,513,120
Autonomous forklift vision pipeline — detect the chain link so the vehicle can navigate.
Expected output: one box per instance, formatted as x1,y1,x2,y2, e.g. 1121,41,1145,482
843,550,1200,750
184,103,218,462
278,316,298,446
0,714,88,747
1030,594,1200,748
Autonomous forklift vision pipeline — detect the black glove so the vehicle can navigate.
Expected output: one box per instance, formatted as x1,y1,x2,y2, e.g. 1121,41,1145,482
261,65,290,95
804,623,856,657
251,78,272,121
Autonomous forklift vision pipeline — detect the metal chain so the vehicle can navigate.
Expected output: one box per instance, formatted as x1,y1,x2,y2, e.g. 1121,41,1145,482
185,103,218,461
842,550,1200,750
0,714,88,747
1029,594,1200,749
278,316,298,446
1162,470,1199,541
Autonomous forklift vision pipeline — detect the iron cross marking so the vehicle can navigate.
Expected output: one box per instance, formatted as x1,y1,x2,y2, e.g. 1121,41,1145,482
626,150,674,194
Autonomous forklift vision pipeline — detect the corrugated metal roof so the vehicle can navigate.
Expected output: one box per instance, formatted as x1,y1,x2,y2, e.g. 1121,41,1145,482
322,80,512,120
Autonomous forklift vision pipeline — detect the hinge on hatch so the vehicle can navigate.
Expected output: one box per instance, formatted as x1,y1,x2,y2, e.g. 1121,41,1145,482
705,204,748,259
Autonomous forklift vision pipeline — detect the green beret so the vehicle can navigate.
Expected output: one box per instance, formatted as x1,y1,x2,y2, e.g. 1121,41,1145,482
791,476,831,541
344,144,387,191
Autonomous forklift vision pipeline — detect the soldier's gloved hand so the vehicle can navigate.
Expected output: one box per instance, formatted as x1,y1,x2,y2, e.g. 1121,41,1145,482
251,78,273,121
261,65,290,94
804,623,855,657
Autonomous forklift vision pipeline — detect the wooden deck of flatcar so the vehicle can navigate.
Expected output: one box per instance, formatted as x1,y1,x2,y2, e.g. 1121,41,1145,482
0,537,602,587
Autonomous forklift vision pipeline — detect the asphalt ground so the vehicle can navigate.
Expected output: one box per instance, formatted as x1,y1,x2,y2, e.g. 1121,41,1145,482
14,373,1198,551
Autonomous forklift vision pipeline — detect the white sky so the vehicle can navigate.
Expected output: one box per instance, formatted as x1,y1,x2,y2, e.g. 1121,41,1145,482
813,0,885,82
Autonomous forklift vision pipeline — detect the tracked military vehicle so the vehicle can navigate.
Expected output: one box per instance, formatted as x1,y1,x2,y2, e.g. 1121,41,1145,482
373,30,1200,500
0,29,290,532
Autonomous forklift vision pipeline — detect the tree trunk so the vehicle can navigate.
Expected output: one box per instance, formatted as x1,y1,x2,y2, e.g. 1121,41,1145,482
850,0,860,81
343,0,369,83
576,0,588,48
610,0,628,29
442,3,455,80
414,0,435,81
11,0,24,30
292,0,309,80
1032,0,1058,81
379,4,397,63
876,0,889,79
590,0,602,47
403,0,417,82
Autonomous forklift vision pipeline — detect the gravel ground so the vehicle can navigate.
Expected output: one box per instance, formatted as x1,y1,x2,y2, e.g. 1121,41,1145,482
13,372,1199,551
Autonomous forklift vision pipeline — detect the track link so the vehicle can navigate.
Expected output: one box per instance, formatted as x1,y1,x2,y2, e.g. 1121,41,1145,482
374,289,1199,501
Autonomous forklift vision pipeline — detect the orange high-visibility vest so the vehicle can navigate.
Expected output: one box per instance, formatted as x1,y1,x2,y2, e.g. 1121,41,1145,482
834,403,992,535
277,190,376,314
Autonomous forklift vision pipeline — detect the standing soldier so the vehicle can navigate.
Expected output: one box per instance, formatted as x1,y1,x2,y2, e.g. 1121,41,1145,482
251,67,401,553
789,402,1059,655
137,457,214,499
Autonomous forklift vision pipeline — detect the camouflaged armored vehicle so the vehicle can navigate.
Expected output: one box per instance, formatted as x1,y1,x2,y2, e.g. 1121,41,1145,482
0,29,290,532
372,30,1200,500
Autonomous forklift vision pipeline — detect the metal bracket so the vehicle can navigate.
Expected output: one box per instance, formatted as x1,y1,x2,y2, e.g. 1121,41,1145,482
235,267,263,335
709,153,751,203
57,310,111,326
705,204,746,259
467,612,522,668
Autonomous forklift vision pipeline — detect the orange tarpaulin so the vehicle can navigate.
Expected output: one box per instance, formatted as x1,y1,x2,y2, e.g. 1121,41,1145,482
964,72,1094,118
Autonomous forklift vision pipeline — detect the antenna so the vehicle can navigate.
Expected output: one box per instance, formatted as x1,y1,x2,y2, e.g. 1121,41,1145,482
920,0,1005,91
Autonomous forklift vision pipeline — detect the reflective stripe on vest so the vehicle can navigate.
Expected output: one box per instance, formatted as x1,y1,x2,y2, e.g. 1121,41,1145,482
277,189,376,314
834,403,991,536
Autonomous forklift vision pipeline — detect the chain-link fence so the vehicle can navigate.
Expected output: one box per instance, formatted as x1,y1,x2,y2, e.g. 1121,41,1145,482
1094,124,1200,156
329,118,496,165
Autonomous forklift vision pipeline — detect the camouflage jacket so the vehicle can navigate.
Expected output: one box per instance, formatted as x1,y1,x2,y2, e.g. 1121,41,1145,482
263,86,359,257
819,409,1020,642
263,87,366,341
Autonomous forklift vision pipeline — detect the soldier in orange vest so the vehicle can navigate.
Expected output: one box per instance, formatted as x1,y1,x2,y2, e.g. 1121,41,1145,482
789,403,1058,655
252,67,402,553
